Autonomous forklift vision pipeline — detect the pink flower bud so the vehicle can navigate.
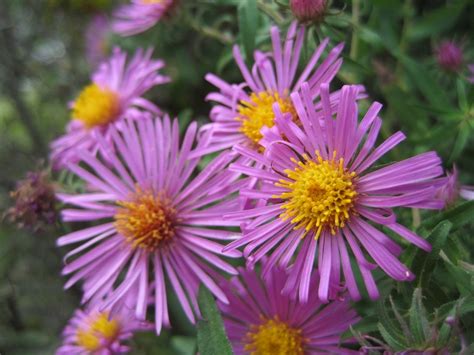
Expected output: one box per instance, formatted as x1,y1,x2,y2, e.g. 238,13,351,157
290,0,327,24
436,40,464,72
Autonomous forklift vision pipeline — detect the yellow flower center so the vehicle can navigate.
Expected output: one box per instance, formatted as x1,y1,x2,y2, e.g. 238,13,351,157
76,312,120,352
237,91,297,144
275,151,357,239
72,84,120,129
244,317,304,355
115,189,176,251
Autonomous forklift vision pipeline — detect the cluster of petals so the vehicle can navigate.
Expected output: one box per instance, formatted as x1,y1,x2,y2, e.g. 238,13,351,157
204,21,365,153
50,47,169,169
113,0,175,36
225,83,445,302
50,14,469,353
84,13,110,68
56,114,246,334
57,293,151,355
219,260,360,354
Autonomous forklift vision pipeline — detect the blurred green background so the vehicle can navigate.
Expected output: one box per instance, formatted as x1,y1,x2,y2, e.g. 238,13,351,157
0,0,473,353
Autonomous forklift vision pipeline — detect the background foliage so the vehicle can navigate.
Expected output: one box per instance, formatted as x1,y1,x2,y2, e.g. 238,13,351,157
0,0,473,353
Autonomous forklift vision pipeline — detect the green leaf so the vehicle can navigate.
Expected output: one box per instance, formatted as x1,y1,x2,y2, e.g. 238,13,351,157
412,221,452,289
196,287,233,355
171,336,196,355
378,323,406,351
421,200,474,231
238,0,259,60
409,289,430,345
400,56,451,109
449,123,471,163
376,300,407,350
443,260,474,296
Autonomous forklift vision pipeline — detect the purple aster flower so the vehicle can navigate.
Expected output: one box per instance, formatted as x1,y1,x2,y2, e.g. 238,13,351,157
204,22,363,153
113,0,176,36
56,114,246,334
224,83,445,302
218,261,360,354
85,13,111,68
436,166,474,205
57,302,151,355
50,47,170,169
435,40,464,73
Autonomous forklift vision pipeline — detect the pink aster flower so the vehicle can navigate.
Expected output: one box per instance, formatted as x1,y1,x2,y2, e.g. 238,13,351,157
57,302,151,355
85,13,111,68
50,47,170,169
224,83,445,302
435,40,464,72
204,22,363,153
436,166,474,205
56,114,246,334
113,0,176,36
218,261,360,354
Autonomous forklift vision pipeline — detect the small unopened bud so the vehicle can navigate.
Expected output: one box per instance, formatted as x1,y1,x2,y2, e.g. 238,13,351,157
5,170,57,231
290,0,327,24
436,40,464,72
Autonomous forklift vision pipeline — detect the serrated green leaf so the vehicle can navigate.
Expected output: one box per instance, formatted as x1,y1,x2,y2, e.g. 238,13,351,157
421,200,474,231
412,221,451,289
196,287,232,355
409,289,430,345
238,0,258,60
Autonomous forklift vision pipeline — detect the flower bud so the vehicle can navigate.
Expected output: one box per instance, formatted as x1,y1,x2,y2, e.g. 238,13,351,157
290,0,327,24
5,170,57,231
436,40,464,72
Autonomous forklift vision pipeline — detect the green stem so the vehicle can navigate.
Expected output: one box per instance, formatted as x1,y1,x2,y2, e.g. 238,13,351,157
349,0,360,60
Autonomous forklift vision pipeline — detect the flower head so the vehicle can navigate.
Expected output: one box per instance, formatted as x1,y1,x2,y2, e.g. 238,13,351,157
85,13,111,68
113,0,176,36
6,170,57,230
219,261,360,354
57,303,151,354
290,0,327,24
205,22,360,152
50,47,170,169
436,40,464,72
56,114,244,334
225,83,445,302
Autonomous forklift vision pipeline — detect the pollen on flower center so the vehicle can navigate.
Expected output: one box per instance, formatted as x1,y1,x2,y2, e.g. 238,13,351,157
72,83,120,129
141,0,163,4
244,317,305,355
115,189,176,251
275,151,357,239
237,91,297,144
76,312,120,351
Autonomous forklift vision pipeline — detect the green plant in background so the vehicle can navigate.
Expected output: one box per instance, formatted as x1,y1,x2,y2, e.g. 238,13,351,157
0,0,473,354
